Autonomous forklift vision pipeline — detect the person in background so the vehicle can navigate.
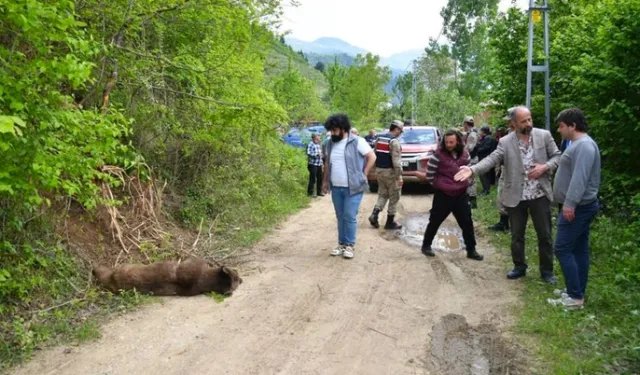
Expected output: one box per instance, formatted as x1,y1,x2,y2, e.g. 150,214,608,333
560,138,572,153
306,133,324,198
365,129,378,148
462,116,479,208
321,131,331,163
351,128,359,136
547,108,601,310
418,129,484,261
489,113,515,232
322,114,376,259
476,125,497,195
368,120,404,230
454,106,561,284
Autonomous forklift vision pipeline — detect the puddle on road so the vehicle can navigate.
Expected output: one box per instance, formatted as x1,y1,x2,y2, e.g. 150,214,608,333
427,314,525,375
399,213,466,252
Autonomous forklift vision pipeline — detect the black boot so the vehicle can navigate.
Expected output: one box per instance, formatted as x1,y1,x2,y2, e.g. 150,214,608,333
467,250,484,261
470,197,478,209
368,208,381,228
489,215,509,232
421,245,435,257
384,215,402,230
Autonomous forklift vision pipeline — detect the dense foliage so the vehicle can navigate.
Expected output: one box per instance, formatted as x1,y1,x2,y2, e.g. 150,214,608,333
0,0,322,367
416,0,640,210
324,53,391,126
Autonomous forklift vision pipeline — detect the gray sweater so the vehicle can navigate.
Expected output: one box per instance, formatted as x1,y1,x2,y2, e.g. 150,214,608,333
553,135,601,209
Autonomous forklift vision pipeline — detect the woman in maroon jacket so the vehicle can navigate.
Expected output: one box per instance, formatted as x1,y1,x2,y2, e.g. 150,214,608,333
419,130,484,261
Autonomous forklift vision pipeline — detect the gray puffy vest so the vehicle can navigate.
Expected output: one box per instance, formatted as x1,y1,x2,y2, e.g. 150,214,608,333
325,135,368,196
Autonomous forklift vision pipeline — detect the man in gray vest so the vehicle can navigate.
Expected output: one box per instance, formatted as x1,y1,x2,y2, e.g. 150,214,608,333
322,114,376,259
368,120,404,230
455,106,561,284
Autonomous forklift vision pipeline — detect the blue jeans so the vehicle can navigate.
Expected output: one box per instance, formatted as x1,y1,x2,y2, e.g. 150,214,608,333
331,187,364,246
554,200,599,299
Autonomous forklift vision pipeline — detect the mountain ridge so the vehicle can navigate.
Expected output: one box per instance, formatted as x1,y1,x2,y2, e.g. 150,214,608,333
285,36,423,71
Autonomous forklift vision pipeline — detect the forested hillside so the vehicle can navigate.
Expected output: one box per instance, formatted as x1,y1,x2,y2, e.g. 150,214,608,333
0,0,328,367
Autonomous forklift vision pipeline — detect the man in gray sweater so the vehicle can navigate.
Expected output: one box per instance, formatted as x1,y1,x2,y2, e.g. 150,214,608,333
548,108,601,310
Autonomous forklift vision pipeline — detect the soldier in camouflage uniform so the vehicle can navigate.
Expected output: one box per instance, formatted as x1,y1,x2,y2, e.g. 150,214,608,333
368,120,404,230
462,116,479,208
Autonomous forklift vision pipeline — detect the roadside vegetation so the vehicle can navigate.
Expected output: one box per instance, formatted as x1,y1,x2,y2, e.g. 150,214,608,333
475,192,639,374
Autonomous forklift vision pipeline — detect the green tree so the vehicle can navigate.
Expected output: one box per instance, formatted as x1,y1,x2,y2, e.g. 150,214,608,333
483,8,528,108
329,53,391,124
412,43,479,127
271,64,328,124
550,0,640,207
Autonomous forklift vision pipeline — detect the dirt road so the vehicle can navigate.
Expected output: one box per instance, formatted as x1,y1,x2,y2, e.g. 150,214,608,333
12,192,528,375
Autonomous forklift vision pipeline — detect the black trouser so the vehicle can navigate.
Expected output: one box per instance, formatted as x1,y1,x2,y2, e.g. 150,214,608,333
507,196,554,275
307,164,323,195
422,190,476,252
479,172,492,193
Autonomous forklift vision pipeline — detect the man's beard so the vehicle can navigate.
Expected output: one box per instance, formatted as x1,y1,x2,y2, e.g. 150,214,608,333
519,126,532,135
331,133,344,143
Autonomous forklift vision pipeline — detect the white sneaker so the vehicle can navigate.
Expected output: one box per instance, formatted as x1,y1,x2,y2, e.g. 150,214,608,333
547,295,584,310
561,296,584,310
553,288,569,298
330,245,345,256
342,245,355,259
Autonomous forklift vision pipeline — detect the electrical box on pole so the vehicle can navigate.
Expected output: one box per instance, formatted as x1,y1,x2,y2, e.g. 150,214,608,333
525,0,551,130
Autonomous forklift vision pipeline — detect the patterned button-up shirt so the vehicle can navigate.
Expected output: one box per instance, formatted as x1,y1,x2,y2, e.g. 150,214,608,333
307,142,323,166
518,136,546,201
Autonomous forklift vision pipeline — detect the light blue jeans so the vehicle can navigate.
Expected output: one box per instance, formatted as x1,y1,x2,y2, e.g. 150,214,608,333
331,187,364,246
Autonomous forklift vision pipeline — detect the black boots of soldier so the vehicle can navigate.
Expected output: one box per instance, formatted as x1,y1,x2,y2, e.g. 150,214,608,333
384,215,402,230
369,208,381,228
369,209,402,230
489,215,510,232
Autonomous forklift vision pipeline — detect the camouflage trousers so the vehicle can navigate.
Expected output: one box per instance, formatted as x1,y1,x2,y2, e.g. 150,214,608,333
466,156,479,197
375,168,402,215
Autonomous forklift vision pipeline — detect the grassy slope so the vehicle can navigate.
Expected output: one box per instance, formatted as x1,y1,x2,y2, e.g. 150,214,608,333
473,190,640,375
265,40,328,96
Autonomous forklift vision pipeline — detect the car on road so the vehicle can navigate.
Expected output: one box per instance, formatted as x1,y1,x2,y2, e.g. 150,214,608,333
281,125,326,149
367,125,441,192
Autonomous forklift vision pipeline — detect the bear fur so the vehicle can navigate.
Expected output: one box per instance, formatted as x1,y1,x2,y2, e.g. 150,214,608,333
92,258,243,297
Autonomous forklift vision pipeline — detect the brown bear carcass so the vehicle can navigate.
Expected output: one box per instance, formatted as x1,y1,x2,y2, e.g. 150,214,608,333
93,258,243,297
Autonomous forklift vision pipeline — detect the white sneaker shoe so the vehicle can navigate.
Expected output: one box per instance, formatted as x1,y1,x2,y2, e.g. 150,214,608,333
330,245,345,256
553,288,569,298
547,295,584,310
342,245,355,259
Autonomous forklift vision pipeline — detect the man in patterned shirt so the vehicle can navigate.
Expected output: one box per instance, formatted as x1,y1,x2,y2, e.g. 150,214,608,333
306,133,324,197
455,106,561,283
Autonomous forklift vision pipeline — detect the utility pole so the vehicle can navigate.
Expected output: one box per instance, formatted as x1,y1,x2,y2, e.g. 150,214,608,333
411,60,417,124
526,0,551,130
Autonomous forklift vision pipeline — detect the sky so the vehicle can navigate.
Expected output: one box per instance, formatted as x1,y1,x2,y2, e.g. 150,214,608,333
280,0,530,57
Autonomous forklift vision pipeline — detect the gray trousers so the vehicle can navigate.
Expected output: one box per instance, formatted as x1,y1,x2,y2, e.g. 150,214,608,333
506,196,554,275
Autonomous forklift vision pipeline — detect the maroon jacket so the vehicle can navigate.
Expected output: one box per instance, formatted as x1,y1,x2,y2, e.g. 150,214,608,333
426,148,470,197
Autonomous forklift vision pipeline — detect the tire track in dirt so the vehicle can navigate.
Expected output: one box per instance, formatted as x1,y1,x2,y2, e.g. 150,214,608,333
11,192,529,375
